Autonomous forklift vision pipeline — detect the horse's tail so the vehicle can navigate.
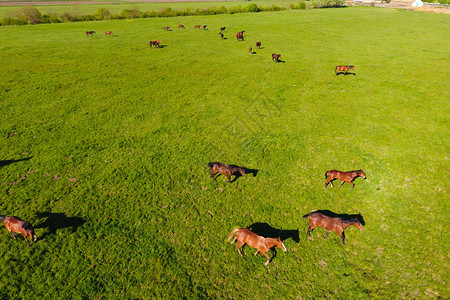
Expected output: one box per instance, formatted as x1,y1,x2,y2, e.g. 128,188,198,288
302,212,313,219
0,215,5,222
325,170,328,179
227,228,240,243
335,66,339,74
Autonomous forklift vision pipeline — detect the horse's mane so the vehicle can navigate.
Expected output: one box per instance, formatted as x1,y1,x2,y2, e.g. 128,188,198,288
341,218,359,224
22,222,33,230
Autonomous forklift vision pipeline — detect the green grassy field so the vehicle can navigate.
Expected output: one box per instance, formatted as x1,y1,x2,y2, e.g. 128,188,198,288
0,6,449,299
0,0,300,18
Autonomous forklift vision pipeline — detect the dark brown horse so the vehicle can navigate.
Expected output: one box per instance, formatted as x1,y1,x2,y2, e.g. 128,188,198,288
335,65,355,75
220,27,226,31
272,53,281,62
105,31,113,36
324,169,366,189
1,215,38,247
207,162,245,183
219,32,224,39
228,228,286,265
203,25,207,30
178,24,185,29
256,41,261,48
149,40,161,48
302,211,364,244
86,31,95,36
236,32,244,41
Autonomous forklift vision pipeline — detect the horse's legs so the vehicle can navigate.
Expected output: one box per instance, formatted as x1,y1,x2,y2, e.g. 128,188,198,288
24,235,30,247
324,178,334,188
261,251,271,265
307,226,314,239
323,231,332,240
254,250,259,256
236,241,245,256
341,232,346,245
350,181,355,189
10,231,17,239
226,175,232,183
339,180,345,188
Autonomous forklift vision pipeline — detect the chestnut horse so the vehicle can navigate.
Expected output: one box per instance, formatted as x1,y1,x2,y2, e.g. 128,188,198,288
324,169,366,189
256,42,261,48
335,65,355,75
302,211,364,244
178,24,185,29
207,162,245,182
105,31,113,36
194,25,201,29
149,40,161,48
228,228,286,265
249,46,252,53
86,31,95,36
164,26,170,31
236,31,245,41
272,53,281,62
0,215,38,247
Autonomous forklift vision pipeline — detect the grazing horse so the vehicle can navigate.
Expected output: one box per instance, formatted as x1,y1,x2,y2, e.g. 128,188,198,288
236,32,244,41
228,228,286,265
256,41,261,48
163,26,170,31
203,25,207,29
105,31,113,36
272,53,281,62
178,24,185,29
302,211,364,244
249,46,253,53
207,162,245,183
194,25,201,29
86,31,95,36
149,40,161,48
219,32,224,39
324,169,366,189
335,65,355,75
0,215,38,247
220,27,226,31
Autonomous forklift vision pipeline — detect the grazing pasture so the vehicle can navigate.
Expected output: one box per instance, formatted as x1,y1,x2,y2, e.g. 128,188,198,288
0,7,449,299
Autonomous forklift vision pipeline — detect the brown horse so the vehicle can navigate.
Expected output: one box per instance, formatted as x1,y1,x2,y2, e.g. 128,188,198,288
335,65,355,75
163,26,170,31
302,211,364,244
178,24,185,29
236,32,244,41
149,40,161,48
105,31,112,36
86,31,95,36
207,162,245,183
1,215,38,247
203,25,207,30
256,41,261,48
194,25,201,29
324,169,366,189
272,53,281,62
228,228,286,265
249,46,252,53
220,27,226,31
219,32,224,39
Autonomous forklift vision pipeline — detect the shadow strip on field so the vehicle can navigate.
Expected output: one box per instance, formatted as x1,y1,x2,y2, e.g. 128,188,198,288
247,222,300,243
0,157,32,167
35,212,85,238
307,210,365,225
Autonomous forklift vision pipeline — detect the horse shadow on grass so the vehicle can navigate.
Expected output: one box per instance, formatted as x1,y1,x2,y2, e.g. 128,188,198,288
232,167,259,183
247,222,299,264
336,72,356,76
307,209,365,225
0,157,32,168
34,212,85,239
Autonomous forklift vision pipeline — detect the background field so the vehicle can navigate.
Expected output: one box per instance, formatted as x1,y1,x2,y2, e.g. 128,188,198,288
0,7,449,299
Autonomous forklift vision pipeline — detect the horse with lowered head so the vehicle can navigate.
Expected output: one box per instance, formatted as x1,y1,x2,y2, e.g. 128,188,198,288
207,162,246,182
1,215,38,247
228,228,286,265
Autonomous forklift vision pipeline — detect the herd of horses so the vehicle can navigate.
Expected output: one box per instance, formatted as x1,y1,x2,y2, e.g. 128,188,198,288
206,162,367,265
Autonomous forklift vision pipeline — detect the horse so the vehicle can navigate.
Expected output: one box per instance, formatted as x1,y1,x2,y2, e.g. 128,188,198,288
207,162,245,183
219,32,224,39
194,25,201,29
228,228,286,265
85,31,95,36
178,24,185,29
324,169,366,189
163,26,170,31
105,31,113,36
302,211,364,244
249,46,253,53
220,27,226,31
149,40,160,48
236,32,244,41
256,42,261,48
272,53,281,62
0,215,38,247
203,25,207,30
335,65,355,75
